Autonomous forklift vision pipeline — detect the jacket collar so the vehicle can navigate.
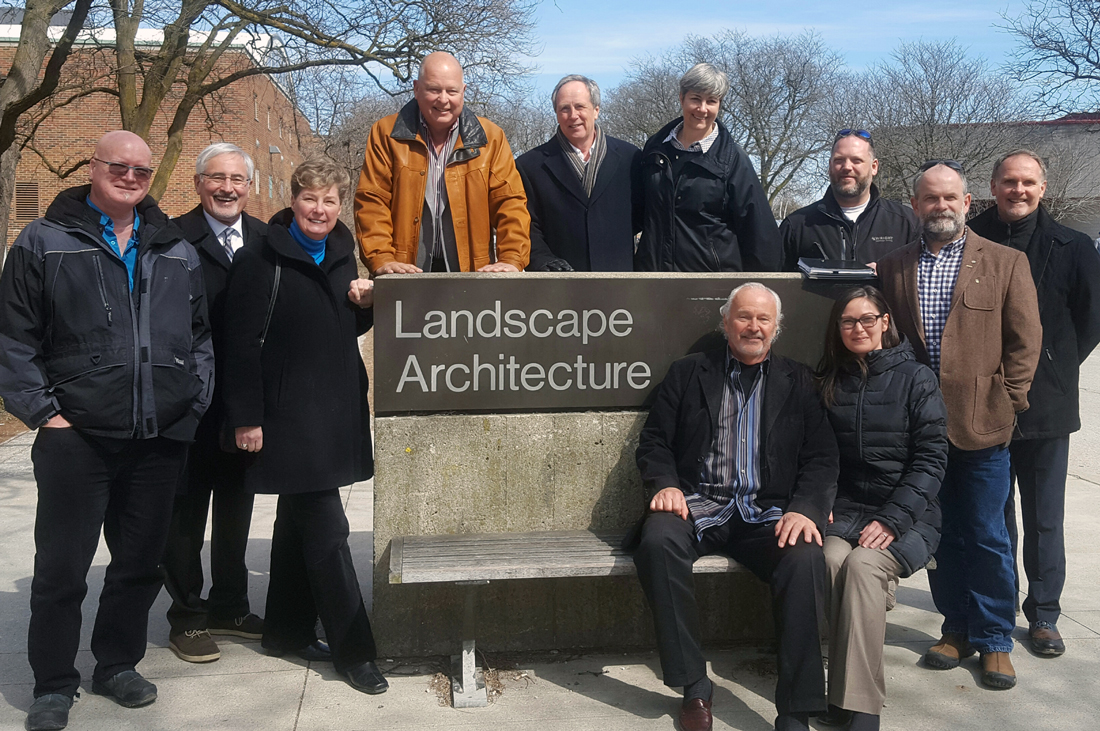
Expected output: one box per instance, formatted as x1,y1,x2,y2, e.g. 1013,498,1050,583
698,346,793,441
644,117,736,177
817,183,882,221
536,134,625,205
177,206,266,270
266,208,355,273
391,99,488,164
44,184,180,251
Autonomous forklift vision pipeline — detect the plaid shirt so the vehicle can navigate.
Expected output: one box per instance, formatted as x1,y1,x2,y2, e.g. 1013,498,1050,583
917,232,967,373
686,353,782,538
664,121,719,153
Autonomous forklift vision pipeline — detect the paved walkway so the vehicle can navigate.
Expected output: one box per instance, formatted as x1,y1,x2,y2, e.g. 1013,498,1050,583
3,356,1100,730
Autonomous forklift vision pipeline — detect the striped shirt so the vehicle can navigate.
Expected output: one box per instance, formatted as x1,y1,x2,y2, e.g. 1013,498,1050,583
686,353,781,538
917,233,966,373
664,121,719,153
419,114,460,271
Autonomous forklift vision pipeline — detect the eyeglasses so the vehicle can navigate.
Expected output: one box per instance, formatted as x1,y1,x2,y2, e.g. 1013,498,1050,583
835,129,873,145
918,159,964,173
200,173,252,187
839,313,884,331
93,157,154,181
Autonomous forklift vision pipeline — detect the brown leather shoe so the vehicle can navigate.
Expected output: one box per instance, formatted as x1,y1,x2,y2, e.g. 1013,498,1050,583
679,697,713,731
924,632,975,669
1029,621,1066,656
980,651,1017,689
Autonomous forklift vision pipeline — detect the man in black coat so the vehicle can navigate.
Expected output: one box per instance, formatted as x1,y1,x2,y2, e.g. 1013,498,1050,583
780,130,917,270
162,143,267,664
0,131,213,730
968,149,1100,657
631,283,838,731
516,75,640,271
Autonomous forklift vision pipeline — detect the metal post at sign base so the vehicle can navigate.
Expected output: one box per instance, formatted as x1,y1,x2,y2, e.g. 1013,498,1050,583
451,580,488,708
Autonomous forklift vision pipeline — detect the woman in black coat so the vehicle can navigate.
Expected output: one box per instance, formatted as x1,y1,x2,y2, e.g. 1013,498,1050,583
222,157,386,695
815,286,947,731
634,62,781,272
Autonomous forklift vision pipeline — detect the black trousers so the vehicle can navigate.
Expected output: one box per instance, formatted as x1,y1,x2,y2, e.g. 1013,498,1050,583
161,445,255,632
28,428,186,698
1007,436,1070,625
261,489,377,673
633,511,827,715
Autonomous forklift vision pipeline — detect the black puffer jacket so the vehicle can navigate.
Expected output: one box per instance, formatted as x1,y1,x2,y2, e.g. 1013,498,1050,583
823,339,947,577
635,118,781,272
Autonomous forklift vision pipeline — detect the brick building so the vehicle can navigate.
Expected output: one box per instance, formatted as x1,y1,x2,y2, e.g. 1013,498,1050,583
1,17,313,245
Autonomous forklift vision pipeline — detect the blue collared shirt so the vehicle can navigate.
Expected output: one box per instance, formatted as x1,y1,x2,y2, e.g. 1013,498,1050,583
917,232,966,374
87,196,140,291
686,352,782,538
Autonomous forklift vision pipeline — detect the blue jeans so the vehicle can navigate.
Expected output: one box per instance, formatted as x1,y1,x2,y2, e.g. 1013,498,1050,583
927,444,1015,653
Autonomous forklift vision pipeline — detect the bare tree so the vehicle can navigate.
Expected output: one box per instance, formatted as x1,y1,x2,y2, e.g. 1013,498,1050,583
601,30,843,210
1003,0,1100,113
847,40,1035,201
0,0,94,266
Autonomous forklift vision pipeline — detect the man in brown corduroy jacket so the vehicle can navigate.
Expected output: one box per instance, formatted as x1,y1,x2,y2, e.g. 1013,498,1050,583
877,160,1040,692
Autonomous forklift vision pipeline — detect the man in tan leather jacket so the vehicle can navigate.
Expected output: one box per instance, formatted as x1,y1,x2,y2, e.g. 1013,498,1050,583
354,52,530,274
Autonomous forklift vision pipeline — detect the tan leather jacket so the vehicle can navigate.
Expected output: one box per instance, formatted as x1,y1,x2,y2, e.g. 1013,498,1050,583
354,100,531,273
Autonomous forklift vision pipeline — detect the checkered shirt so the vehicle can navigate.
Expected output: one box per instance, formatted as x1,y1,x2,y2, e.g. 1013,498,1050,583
686,353,782,538
917,233,967,374
664,121,719,153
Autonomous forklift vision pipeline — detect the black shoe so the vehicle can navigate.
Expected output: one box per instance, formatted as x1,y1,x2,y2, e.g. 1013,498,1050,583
848,711,881,731
774,712,810,731
91,670,157,708
816,704,852,727
208,613,264,640
268,639,332,662
26,694,72,731
1029,621,1066,656
339,661,389,694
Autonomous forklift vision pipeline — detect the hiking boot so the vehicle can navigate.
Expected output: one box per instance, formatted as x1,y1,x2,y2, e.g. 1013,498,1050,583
924,632,975,669
208,613,264,640
169,629,221,663
980,652,1017,689
1028,621,1065,656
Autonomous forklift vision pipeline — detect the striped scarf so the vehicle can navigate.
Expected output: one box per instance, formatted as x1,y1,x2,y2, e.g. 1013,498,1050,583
554,124,606,198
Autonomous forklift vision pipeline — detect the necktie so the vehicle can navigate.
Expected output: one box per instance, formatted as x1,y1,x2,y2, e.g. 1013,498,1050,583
221,228,236,262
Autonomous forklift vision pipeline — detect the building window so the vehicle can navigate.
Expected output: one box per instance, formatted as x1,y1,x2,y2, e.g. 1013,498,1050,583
253,95,258,121
268,176,273,198
267,108,271,130
15,181,40,221
278,118,283,139
279,180,284,199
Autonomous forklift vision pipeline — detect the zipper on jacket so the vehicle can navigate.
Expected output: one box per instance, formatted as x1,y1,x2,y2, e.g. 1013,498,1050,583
856,377,867,465
92,254,113,325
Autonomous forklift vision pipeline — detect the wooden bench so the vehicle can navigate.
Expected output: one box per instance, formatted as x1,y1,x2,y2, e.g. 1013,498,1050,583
389,529,747,707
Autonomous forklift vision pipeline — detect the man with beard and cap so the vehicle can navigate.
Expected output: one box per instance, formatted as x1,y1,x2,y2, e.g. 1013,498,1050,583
877,160,1040,691
0,131,212,730
781,129,917,270
516,74,640,271
161,143,267,664
968,149,1100,657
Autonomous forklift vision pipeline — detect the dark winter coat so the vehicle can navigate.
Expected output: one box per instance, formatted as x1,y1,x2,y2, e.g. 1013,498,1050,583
779,184,917,270
634,348,838,533
221,209,373,494
516,133,641,271
969,205,1100,438
0,185,213,441
173,206,267,483
634,118,781,272
823,339,947,577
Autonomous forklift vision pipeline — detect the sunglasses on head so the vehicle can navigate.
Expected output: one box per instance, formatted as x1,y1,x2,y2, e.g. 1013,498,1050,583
835,129,873,145
93,157,154,182
918,159,964,173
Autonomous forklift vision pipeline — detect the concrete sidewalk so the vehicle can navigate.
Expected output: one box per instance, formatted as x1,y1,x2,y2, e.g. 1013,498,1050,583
3,358,1100,730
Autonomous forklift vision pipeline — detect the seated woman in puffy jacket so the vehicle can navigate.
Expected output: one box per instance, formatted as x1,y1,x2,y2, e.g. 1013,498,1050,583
815,285,947,731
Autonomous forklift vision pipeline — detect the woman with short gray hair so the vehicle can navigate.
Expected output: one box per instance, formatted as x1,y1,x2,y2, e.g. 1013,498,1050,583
635,63,781,273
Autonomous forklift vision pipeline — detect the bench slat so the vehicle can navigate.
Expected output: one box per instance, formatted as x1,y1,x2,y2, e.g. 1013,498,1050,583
389,530,746,584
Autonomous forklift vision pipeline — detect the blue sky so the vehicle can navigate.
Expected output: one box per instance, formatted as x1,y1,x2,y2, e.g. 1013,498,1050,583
523,0,1026,95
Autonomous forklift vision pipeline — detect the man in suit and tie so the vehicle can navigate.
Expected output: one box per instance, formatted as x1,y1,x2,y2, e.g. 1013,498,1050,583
632,283,839,731
876,160,1041,690
162,143,267,663
516,75,640,271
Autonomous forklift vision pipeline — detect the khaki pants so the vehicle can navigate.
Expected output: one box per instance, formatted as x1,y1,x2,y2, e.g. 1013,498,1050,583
824,535,902,715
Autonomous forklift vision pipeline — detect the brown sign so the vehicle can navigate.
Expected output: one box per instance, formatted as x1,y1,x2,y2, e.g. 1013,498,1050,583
372,273,836,415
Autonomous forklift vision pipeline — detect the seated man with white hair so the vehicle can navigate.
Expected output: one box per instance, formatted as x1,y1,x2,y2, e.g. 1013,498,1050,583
629,283,839,731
